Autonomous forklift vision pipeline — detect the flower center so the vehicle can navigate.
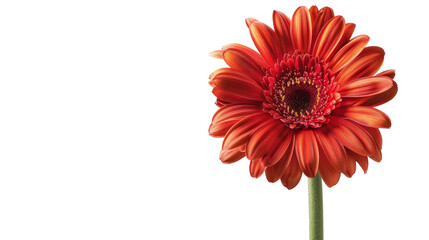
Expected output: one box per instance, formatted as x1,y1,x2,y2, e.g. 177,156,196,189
262,52,341,129
286,88,311,111
274,77,318,114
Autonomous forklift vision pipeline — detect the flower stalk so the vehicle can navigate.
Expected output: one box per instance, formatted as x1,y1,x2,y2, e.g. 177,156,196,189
308,172,323,240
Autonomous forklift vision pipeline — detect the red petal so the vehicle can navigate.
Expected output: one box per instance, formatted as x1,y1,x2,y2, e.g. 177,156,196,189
363,126,382,149
369,146,382,162
222,112,271,150
273,10,293,54
209,50,223,59
212,69,265,103
356,154,369,173
223,49,265,80
209,104,261,137
295,130,319,177
353,80,398,107
339,76,393,98
343,149,357,178
220,148,245,164
245,18,257,28
312,16,344,60
329,35,370,73
209,121,237,138
291,6,312,53
249,158,265,178
362,126,383,162
327,23,356,61
376,69,396,79
222,43,270,69
214,99,229,107
318,151,341,187
246,119,285,162
336,46,385,85
346,149,369,173
328,117,377,156
335,106,391,128
309,6,319,23
261,127,293,167
265,134,295,183
281,153,302,189
249,21,282,65
311,7,334,49
211,104,261,125
314,127,347,172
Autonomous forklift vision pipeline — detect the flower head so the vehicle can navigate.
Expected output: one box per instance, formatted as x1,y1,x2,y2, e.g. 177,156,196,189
208,6,397,189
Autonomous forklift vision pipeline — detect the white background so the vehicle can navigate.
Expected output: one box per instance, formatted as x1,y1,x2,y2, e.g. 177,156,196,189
0,0,427,239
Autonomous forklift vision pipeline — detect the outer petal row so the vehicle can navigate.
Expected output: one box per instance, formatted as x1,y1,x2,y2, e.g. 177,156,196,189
291,6,312,53
210,68,265,104
273,10,293,54
312,16,345,60
209,104,262,137
336,46,385,85
218,114,384,188
340,70,397,107
335,106,391,129
248,21,283,65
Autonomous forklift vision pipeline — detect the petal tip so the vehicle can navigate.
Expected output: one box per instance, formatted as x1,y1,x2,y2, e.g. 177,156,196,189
245,18,257,28
209,50,223,59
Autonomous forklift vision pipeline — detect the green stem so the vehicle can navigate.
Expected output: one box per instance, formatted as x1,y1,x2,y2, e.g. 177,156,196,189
308,172,323,240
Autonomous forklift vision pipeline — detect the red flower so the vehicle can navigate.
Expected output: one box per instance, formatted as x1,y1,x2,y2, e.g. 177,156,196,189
208,6,397,189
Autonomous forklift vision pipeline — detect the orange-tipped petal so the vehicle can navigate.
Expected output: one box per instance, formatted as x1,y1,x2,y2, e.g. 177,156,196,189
311,7,334,46
245,17,257,28
261,128,293,167
314,127,347,172
209,104,261,137
343,149,357,177
363,126,383,162
281,153,302,189
265,135,295,182
353,80,398,107
291,6,312,53
209,68,228,81
210,67,262,86
222,43,270,69
318,151,341,187
273,10,293,54
376,69,396,79
327,23,355,61
328,117,377,156
363,126,382,149
250,159,265,178
220,148,245,164
335,106,391,128
309,5,319,23
336,46,385,85
211,104,261,125
222,112,271,150
209,121,237,138
246,119,284,162
356,154,369,173
339,76,393,98
295,130,319,177
312,16,345,60
223,49,265,80
212,69,265,103
329,35,370,72
209,50,223,59
249,21,282,65
369,146,382,162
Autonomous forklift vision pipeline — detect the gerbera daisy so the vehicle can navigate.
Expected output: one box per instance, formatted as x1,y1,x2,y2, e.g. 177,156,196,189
208,6,397,189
